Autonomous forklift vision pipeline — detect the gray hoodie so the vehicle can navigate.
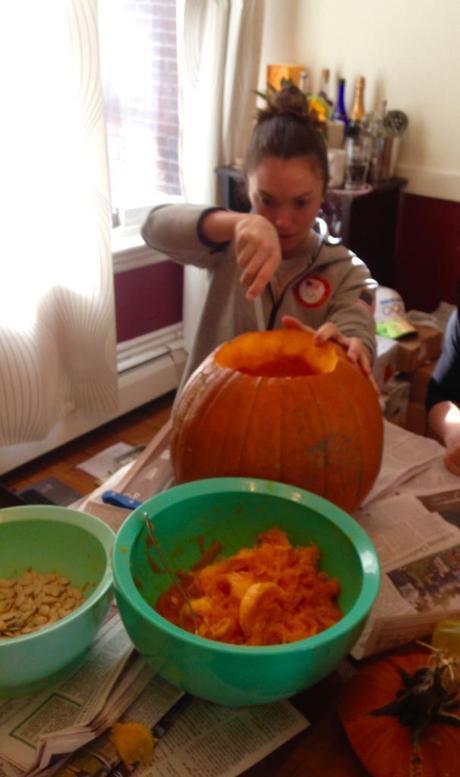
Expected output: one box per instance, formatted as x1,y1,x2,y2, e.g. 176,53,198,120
141,204,377,390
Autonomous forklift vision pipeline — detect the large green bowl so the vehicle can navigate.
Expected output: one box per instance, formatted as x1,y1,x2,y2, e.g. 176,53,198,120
113,478,380,706
0,505,115,697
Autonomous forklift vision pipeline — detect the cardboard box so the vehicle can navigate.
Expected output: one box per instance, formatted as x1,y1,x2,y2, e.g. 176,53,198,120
407,360,438,404
381,376,411,427
373,335,399,391
266,64,304,90
405,401,427,436
395,325,443,374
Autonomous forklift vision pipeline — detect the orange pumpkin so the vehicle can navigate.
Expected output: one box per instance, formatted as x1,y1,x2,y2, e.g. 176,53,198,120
338,650,460,777
171,329,383,513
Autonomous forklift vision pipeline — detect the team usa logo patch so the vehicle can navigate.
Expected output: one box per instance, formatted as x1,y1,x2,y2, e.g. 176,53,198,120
294,274,331,308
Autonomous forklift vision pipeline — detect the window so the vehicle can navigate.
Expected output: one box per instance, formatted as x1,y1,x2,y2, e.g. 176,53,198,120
98,0,182,228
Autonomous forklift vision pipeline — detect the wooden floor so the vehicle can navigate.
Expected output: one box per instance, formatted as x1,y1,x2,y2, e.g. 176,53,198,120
2,392,175,500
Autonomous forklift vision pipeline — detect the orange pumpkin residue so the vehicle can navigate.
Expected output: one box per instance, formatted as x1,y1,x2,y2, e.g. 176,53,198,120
155,528,342,646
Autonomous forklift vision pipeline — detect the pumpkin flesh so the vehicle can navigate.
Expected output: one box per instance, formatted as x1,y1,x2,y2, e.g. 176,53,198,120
171,329,383,513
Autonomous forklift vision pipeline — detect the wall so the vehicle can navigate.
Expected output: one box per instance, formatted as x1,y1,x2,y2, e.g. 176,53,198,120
294,0,460,203
259,0,460,308
114,261,183,342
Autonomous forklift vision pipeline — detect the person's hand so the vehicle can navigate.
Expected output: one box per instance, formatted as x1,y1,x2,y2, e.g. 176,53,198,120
282,315,379,393
445,442,460,476
234,214,282,300
444,426,460,476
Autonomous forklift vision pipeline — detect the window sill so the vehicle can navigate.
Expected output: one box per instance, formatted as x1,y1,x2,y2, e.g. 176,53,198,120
112,228,169,274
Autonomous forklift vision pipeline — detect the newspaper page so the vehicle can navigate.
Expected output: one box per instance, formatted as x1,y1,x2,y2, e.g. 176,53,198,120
0,615,151,773
36,677,308,777
352,488,460,659
362,420,445,507
129,682,309,777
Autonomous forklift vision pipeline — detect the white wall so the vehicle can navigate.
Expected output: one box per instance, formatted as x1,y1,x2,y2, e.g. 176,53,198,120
260,0,460,202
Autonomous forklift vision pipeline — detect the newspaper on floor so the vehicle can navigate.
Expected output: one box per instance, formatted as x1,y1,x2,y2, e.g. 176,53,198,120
0,614,152,775
352,486,460,659
78,420,173,530
77,443,145,482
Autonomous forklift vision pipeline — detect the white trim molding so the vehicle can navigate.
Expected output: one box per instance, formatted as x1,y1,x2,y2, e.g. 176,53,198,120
112,240,170,274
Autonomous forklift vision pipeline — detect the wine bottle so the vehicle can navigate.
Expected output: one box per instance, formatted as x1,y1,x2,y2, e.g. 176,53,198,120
349,75,366,124
332,78,348,127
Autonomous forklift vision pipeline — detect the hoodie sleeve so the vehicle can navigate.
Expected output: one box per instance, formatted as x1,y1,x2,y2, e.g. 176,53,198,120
326,255,377,361
141,204,227,269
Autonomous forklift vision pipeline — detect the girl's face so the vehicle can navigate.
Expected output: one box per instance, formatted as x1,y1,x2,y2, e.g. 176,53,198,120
248,155,324,257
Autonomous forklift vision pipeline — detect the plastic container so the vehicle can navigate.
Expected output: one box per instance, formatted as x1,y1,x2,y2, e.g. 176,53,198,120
0,506,114,697
112,477,380,706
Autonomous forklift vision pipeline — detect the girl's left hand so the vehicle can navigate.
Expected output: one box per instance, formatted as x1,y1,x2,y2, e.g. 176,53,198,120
445,442,460,477
282,315,379,393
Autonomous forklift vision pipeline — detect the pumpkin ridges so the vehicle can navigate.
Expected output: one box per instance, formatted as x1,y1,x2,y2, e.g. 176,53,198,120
184,369,259,480
278,373,328,497
170,354,230,481
171,362,238,481
237,377,283,482
419,724,460,777
170,360,225,483
305,362,366,512
348,368,384,507
344,716,414,777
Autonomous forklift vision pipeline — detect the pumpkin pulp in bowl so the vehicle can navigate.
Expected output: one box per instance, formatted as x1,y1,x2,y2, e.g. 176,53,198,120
112,477,380,707
171,329,383,514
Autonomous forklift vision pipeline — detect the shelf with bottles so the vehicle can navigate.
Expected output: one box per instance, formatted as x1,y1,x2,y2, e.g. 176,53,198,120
326,74,409,191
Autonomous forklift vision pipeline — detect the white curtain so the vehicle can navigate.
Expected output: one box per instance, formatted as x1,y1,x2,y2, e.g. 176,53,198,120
0,1,117,447
176,0,265,351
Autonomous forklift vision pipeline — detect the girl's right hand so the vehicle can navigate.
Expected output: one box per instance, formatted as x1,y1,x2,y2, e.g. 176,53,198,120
234,214,282,300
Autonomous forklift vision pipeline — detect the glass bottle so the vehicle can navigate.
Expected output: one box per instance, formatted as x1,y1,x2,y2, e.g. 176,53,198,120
349,76,366,124
344,123,371,190
332,78,348,127
319,68,332,105
300,69,310,97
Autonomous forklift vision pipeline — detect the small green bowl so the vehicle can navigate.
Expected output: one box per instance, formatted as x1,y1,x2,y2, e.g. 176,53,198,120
0,505,115,698
113,478,380,706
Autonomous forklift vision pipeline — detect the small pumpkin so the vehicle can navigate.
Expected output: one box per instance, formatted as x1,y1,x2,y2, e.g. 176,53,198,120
171,329,383,513
338,650,460,777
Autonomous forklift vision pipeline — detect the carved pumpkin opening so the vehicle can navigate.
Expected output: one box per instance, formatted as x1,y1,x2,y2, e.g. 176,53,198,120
215,331,339,378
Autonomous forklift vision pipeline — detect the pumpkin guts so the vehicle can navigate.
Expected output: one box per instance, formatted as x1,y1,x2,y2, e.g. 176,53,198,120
156,527,342,646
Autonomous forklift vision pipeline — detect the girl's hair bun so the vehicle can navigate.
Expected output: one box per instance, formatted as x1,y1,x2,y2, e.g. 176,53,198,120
257,84,310,125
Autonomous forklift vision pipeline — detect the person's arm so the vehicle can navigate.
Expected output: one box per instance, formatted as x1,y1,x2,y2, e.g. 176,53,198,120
142,205,281,293
141,204,227,268
425,309,460,474
202,210,282,299
427,400,460,476
326,262,377,360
